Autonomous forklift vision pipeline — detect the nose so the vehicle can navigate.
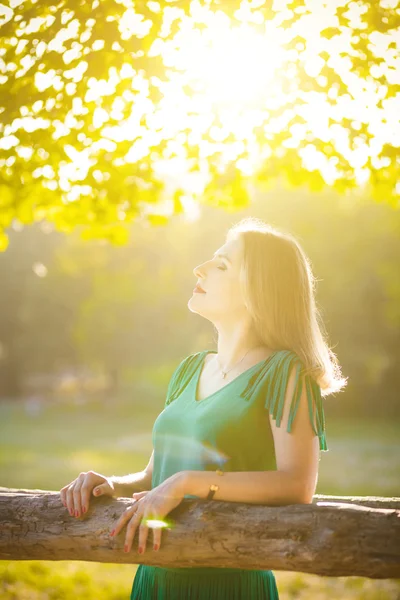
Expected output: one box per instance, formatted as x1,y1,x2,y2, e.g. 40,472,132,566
193,263,205,279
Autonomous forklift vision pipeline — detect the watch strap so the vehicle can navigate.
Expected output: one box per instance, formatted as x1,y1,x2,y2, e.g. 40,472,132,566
206,469,224,500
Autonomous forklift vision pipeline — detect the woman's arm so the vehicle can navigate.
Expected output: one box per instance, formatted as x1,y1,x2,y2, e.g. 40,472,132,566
109,450,154,497
182,368,320,505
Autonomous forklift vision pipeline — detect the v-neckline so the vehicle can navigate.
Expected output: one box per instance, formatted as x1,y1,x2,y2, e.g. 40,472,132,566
193,349,280,403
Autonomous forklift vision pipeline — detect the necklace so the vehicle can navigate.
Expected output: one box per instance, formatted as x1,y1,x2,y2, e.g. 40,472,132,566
215,348,253,379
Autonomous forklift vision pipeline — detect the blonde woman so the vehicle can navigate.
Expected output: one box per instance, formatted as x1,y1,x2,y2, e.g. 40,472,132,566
61,217,347,599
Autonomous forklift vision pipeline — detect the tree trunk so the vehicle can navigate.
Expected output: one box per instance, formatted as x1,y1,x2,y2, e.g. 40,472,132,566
1,488,399,578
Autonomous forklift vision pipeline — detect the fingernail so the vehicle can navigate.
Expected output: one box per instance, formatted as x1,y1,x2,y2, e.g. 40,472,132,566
110,529,115,537
75,510,79,517
153,544,159,551
70,509,74,516
138,547,144,554
124,545,129,552
82,506,86,514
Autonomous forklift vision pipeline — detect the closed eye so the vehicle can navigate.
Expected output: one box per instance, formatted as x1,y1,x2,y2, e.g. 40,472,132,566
218,266,227,271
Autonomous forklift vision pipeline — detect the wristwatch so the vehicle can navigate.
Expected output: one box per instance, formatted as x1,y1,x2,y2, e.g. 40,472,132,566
206,468,224,500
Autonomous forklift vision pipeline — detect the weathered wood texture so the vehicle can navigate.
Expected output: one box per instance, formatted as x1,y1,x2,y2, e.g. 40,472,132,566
1,488,399,578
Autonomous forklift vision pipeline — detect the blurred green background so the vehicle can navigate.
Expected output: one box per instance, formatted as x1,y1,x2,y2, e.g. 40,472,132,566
1,191,400,598
2,0,400,594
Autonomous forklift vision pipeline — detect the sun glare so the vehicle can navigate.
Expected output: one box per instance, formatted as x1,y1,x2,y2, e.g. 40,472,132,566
173,23,285,110
4,0,397,209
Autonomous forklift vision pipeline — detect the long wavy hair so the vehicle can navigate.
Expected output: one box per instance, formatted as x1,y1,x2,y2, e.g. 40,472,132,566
224,217,347,397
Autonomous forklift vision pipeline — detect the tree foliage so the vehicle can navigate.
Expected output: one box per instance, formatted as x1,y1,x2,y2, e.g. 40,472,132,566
1,190,399,419
1,0,399,249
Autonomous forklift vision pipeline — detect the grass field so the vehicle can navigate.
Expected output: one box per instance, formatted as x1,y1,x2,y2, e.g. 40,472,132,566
1,396,399,599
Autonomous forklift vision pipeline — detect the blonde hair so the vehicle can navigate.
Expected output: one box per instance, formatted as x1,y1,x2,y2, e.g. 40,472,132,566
227,217,347,397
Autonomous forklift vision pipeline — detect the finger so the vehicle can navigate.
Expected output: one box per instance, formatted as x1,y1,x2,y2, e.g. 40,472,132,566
143,505,163,552
60,485,69,507
137,511,151,554
152,526,162,552
80,480,94,514
73,474,85,517
93,480,111,498
112,502,138,538
132,491,148,500
124,510,143,553
66,483,76,516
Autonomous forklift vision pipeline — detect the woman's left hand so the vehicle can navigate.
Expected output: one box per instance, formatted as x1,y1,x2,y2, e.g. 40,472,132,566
110,472,188,554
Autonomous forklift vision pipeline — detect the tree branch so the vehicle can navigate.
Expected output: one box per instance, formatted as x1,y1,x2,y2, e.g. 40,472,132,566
1,488,399,578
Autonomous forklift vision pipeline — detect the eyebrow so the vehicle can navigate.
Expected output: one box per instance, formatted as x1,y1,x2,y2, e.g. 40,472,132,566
213,252,232,265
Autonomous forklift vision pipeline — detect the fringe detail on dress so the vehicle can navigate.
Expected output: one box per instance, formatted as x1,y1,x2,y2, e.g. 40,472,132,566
164,352,203,407
130,565,280,599
240,350,328,452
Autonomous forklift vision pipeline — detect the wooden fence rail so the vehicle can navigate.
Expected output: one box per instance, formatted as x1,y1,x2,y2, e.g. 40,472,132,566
1,487,399,579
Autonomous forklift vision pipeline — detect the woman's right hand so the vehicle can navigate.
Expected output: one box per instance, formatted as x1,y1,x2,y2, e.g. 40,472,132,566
60,470,116,518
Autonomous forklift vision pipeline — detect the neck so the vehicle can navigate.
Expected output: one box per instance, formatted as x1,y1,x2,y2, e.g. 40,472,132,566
213,325,266,372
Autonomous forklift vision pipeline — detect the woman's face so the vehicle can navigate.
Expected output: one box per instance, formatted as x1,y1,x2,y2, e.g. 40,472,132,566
188,237,248,321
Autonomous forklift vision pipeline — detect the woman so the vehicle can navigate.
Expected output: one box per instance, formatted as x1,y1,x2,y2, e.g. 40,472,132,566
60,217,347,599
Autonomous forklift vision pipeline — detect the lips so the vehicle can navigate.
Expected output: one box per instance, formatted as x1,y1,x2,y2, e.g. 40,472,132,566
193,285,206,293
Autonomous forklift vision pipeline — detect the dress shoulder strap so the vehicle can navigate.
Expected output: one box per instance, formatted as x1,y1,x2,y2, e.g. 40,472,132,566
164,351,204,407
240,350,328,451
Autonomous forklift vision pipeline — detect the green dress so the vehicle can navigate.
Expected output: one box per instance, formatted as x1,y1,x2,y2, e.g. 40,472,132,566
131,349,328,599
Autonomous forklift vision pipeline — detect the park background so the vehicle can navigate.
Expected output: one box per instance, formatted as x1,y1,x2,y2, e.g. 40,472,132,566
1,0,399,598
